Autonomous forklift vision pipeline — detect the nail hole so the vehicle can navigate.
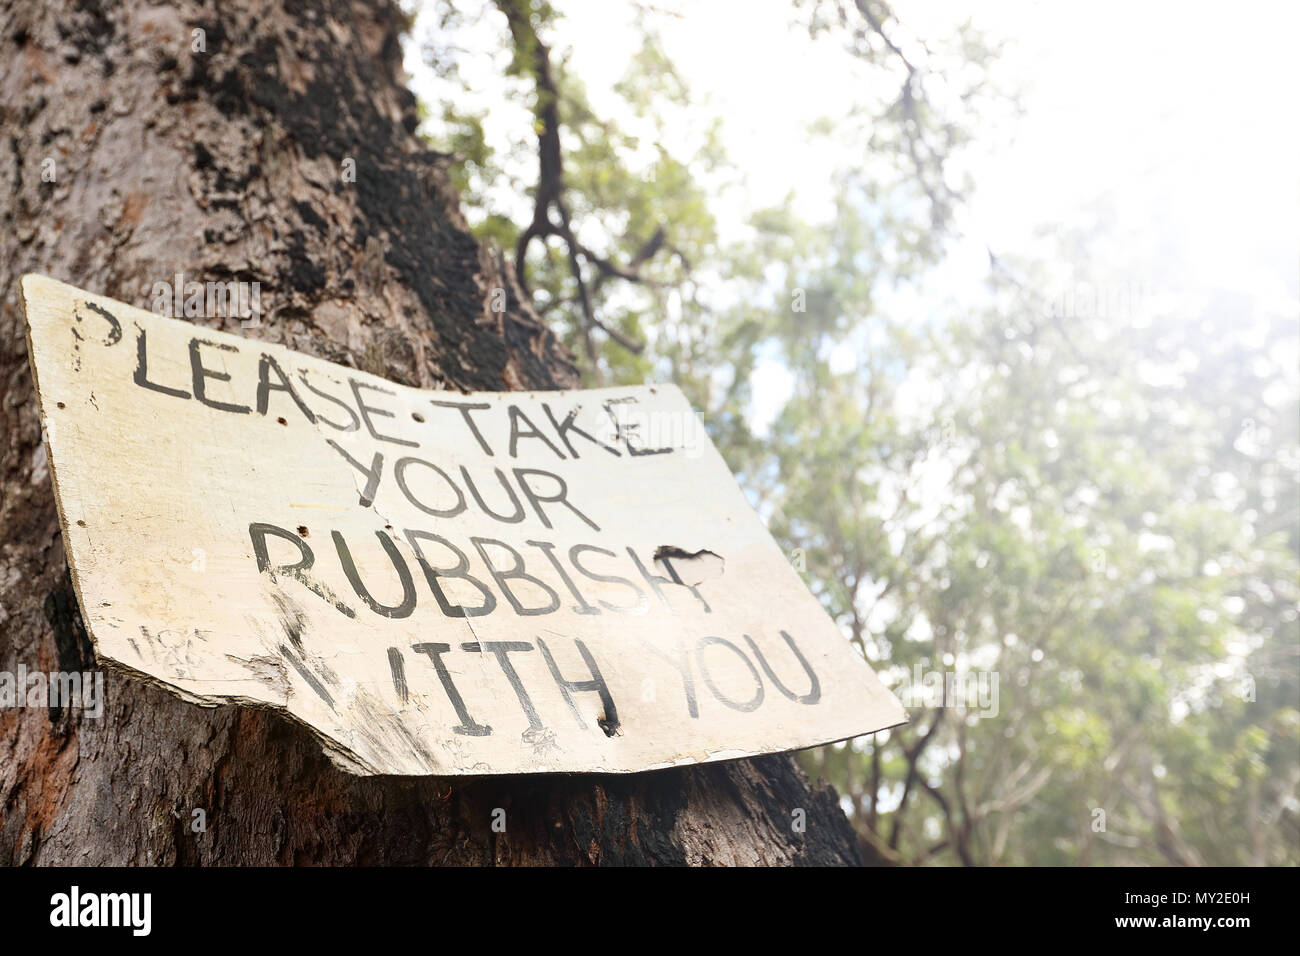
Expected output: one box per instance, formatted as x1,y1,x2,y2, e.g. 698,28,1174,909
277,416,288,425
412,412,425,423
297,525,309,537
56,402,66,409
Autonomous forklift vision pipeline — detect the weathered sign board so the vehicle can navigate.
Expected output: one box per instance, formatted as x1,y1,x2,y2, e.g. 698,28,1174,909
20,274,906,775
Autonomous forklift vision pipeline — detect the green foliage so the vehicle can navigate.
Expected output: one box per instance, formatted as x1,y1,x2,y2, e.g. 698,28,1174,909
414,0,1298,864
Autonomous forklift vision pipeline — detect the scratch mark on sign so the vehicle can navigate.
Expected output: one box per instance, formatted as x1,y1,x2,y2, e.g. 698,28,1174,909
224,651,292,700
523,725,559,756
349,685,437,766
387,647,409,703
278,642,336,709
270,590,308,650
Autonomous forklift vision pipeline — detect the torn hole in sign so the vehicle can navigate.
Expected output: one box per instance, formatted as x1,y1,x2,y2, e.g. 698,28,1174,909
653,545,725,588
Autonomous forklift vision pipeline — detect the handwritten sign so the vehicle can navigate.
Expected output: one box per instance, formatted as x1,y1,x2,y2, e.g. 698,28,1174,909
20,275,906,775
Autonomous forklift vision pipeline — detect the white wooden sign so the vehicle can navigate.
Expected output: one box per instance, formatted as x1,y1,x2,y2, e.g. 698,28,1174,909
20,275,906,775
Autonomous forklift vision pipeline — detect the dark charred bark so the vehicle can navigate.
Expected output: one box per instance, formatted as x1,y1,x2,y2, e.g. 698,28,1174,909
0,0,861,866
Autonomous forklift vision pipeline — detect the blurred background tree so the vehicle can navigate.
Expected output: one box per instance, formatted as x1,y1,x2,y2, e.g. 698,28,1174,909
406,0,1299,864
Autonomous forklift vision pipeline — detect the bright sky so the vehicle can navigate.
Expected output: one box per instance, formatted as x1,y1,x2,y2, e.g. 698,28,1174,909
404,0,1300,413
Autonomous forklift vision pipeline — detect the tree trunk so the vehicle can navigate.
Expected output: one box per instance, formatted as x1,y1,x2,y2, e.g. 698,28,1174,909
0,0,862,866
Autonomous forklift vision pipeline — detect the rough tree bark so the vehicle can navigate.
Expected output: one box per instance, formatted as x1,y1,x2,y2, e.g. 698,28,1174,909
0,0,863,865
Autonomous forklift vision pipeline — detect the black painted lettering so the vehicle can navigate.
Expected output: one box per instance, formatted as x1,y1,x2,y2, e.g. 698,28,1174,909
527,540,599,615
411,642,491,736
78,302,122,346
461,466,525,523
395,457,466,518
327,440,384,507
569,545,647,612
542,403,621,458
513,468,600,532
536,638,620,736
429,400,494,455
250,521,312,575
471,536,559,616
404,530,496,618
642,636,699,719
133,326,190,399
299,370,360,431
697,636,764,712
247,521,355,618
603,396,672,456
189,338,250,414
256,354,316,423
744,631,820,705
332,530,417,619
350,378,417,447
508,405,565,459
463,641,542,730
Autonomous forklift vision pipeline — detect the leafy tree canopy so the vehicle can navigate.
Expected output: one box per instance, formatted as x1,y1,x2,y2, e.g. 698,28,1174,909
409,0,1299,865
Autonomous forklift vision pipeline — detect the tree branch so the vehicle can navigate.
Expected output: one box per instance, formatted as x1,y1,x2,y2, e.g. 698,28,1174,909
495,0,654,368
